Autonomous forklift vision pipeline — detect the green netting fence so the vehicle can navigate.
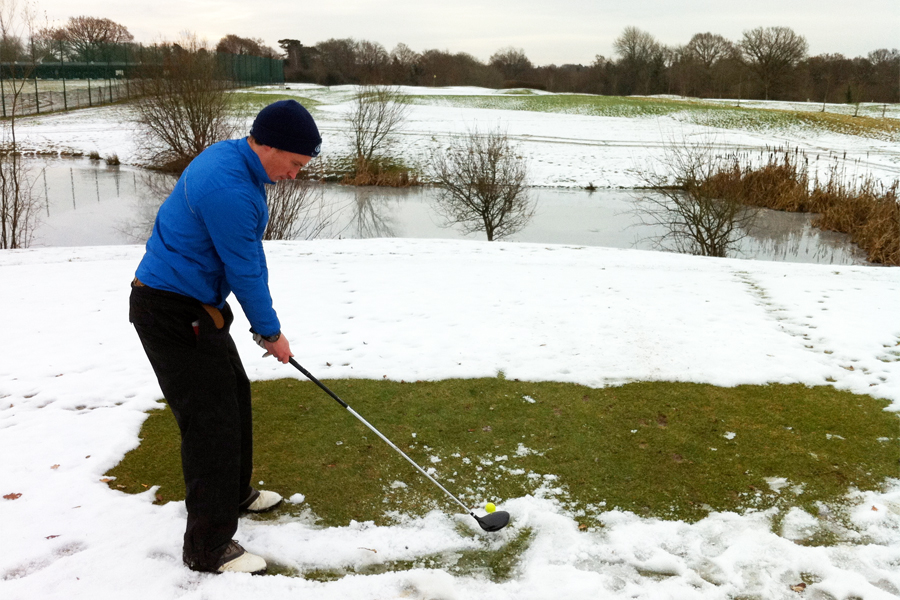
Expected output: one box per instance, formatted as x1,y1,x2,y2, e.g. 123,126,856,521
0,43,283,118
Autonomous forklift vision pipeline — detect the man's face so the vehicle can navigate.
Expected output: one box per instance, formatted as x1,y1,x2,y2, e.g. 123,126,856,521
256,145,312,181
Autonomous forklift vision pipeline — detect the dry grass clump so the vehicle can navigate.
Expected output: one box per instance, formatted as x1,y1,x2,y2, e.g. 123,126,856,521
702,149,899,265
340,157,420,187
810,176,899,265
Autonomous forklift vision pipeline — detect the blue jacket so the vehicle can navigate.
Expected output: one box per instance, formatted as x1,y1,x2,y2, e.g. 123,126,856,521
135,138,281,337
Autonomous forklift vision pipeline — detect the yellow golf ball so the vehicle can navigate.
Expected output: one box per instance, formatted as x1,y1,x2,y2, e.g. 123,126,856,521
485,502,496,513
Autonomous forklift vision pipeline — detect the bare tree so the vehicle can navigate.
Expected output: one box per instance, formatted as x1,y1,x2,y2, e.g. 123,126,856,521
429,129,534,242
345,85,409,164
133,34,241,173
489,46,534,81
686,33,733,70
389,42,420,85
613,26,665,94
356,39,389,84
867,48,900,103
264,178,332,240
0,0,39,249
614,26,660,63
740,26,808,100
313,38,359,84
216,34,279,59
632,136,758,257
417,49,503,88
0,25,20,59
670,33,737,98
42,15,132,62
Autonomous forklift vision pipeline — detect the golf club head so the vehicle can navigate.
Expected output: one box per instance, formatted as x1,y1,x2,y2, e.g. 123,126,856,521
473,510,511,532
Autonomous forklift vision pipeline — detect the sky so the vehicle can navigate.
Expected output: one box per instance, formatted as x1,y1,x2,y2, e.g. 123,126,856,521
34,0,899,65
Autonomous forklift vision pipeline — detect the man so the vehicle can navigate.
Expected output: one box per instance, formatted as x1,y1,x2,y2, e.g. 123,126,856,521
129,100,321,574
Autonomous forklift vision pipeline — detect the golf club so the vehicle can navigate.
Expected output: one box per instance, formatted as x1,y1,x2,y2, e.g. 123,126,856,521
287,357,510,532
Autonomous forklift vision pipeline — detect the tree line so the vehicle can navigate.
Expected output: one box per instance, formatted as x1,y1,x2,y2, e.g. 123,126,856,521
277,26,898,104
6,16,896,104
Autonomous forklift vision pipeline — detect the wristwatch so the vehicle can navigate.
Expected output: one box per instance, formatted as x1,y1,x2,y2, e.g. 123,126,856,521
261,331,281,343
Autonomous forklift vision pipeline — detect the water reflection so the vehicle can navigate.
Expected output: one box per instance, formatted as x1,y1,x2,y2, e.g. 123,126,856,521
31,158,152,247
25,159,871,267
346,188,397,239
117,172,177,242
735,209,867,265
627,189,869,265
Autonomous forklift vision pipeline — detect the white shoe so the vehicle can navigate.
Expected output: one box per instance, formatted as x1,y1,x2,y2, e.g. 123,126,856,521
241,489,283,513
216,541,267,574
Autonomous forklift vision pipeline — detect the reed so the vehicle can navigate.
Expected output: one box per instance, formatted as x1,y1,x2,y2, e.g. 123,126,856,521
701,148,899,265
340,157,420,187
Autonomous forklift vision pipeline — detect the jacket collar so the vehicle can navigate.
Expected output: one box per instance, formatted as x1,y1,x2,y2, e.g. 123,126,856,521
239,137,275,186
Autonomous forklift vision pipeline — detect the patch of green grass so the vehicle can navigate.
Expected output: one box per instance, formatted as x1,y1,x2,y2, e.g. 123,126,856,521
408,94,900,141
228,91,321,115
689,107,900,141
108,379,898,537
409,93,689,118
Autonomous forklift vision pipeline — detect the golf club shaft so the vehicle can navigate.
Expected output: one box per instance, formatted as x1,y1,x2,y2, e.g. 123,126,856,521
288,358,474,515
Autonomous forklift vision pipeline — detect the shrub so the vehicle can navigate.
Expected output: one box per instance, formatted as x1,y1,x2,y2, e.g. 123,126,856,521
702,149,899,265
429,129,534,241
340,156,419,187
133,34,240,173
345,85,409,165
264,168,334,241
633,136,759,257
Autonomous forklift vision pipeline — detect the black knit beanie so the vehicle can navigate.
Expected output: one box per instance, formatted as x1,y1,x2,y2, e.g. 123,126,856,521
250,100,322,157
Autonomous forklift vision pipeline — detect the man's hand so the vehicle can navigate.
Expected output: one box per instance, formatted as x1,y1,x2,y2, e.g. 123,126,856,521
265,334,293,364
251,329,294,364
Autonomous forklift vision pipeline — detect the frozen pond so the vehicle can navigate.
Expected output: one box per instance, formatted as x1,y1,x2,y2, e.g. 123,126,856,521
28,158,870,266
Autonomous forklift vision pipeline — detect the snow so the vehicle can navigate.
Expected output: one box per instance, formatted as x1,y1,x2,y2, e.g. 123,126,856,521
12,84,900,190
1,86,899,598
1,240,898,599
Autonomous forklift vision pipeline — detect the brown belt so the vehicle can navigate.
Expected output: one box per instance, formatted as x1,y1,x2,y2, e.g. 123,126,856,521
132,277,225,329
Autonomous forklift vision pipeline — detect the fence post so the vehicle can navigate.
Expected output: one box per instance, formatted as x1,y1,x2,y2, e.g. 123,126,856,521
1,66,6,118
31,40,39,114
60,40,68,111
107,48,115,104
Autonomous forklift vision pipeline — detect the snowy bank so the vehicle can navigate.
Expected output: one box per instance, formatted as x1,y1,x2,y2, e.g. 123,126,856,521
1,239,898,599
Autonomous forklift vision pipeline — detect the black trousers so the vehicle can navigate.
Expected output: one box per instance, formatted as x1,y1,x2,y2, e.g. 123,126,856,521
129,282,254,571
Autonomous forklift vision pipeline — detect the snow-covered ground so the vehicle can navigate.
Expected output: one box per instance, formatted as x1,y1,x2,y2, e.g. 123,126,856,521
1,87,899,598
1,240,898,600
13,84,900,189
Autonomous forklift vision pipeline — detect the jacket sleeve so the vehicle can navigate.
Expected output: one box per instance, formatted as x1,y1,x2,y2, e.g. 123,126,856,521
198,187,281,337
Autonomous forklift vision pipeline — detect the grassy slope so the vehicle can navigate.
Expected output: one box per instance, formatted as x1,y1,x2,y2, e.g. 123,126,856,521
407,94,900,141
229,92,322,116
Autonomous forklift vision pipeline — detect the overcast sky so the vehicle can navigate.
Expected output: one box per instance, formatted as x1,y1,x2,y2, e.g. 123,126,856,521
36,0,899,65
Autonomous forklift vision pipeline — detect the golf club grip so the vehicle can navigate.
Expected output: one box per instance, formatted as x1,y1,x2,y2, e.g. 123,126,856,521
288,357,349,408
287,358,473,514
